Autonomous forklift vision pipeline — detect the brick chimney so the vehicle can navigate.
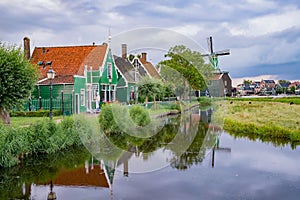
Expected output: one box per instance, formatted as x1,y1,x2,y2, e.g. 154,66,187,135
23,37,30,60
121,44,127,59
141,52,147,63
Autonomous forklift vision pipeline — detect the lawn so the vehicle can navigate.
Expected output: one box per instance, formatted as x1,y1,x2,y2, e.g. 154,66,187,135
227,96,300,105
10,116,64,127
218,100,300,143
224,101,300,130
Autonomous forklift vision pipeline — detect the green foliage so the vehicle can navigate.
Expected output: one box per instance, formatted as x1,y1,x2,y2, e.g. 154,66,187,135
128,54,141,62
98,103,122,134
197,97,212,107
159,45,212,91
129,105,151,126
224,118,300,149
0,42,38,122
98,103,152,134
228,97,300,105
10,110,62,117
0,117,82,168
243,79,252,85
137,76,164,102
290,86,296,94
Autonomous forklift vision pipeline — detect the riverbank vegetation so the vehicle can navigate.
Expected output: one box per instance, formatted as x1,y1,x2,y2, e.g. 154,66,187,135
227,96,300,105
221,99,300,147
0,117,82,168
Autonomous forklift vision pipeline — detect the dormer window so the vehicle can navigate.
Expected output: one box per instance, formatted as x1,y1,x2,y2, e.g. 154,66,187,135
38,61,46,69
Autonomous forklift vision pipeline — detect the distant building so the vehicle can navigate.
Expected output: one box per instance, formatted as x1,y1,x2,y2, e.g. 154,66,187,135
209,71,232,97
260,79,276,90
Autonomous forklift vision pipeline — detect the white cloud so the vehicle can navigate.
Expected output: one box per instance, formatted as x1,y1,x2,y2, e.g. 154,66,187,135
1,0,300,81
170,24,202,37
225,6,300,37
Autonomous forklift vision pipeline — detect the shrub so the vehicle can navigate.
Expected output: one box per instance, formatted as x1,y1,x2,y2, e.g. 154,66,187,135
129,105,150,127
197,97,212,107
98,103,122,134
99,103,152,134
10,110,62,117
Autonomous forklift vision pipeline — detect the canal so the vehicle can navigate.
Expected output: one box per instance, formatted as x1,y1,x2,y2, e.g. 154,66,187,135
1,109,300,200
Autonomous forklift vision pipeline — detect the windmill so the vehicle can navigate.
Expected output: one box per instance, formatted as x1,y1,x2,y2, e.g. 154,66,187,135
211,137,231,168
202,36,230,71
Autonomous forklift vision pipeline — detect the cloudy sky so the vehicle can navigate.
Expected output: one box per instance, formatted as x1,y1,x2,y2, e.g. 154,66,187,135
1,0,300,85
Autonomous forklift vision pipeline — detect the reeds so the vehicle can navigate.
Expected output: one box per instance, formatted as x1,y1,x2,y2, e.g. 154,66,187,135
0,117,82,168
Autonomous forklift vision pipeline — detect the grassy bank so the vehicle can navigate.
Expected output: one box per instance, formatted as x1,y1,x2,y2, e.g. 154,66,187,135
0,117,82,168
228,96,300,105
222,100,300,145
10,116,64,127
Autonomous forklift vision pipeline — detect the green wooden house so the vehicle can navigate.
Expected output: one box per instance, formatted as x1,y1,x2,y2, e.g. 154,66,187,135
114,55,140,103
29,41,133,114
27,39,161,114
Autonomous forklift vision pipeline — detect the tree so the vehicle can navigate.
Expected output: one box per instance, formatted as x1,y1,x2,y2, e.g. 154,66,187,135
159,45,213,99
128,54,141,62
243,80,252,85
290,86,296,94
278,80,288,83
0,42,38,125
137,76,163,108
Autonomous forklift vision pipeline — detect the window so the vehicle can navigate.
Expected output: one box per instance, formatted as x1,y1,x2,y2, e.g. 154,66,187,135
80,89,85,106
224,80,227,86
112,85,116,91
92,84,99,100
102,85,106,90
107,62,112,79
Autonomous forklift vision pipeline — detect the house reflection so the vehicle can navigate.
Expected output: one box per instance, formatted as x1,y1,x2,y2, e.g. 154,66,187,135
2,107,228,200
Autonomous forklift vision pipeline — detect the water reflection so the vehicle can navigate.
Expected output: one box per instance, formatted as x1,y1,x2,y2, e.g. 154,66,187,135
227,129,300,149
3,107,298,199
0,108,220,199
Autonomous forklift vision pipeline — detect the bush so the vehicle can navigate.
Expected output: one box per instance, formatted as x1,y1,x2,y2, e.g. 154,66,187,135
98,103,122,134
129,105,150,127
197,97,212,107
99,103,152,134
10,110,62,117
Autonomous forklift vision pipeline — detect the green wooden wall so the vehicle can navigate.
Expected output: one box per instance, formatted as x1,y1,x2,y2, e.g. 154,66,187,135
100,49,118,85
74,76,87,113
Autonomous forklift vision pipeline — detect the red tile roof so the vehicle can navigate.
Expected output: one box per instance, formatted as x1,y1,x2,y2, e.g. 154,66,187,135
139,59,160,79
31,44,108,84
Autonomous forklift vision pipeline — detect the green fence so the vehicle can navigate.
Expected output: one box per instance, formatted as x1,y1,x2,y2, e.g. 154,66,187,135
25,94,73,115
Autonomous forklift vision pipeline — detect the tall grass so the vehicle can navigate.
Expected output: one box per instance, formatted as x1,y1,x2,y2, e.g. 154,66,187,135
0,117,82,168
222,100,300,146
228,96,300,105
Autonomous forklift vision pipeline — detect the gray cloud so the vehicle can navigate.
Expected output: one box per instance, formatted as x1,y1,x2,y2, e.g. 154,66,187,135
1,0,299,81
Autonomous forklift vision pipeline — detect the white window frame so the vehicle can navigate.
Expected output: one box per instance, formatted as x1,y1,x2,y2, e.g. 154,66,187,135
80,89,85,106
92,84,99,101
